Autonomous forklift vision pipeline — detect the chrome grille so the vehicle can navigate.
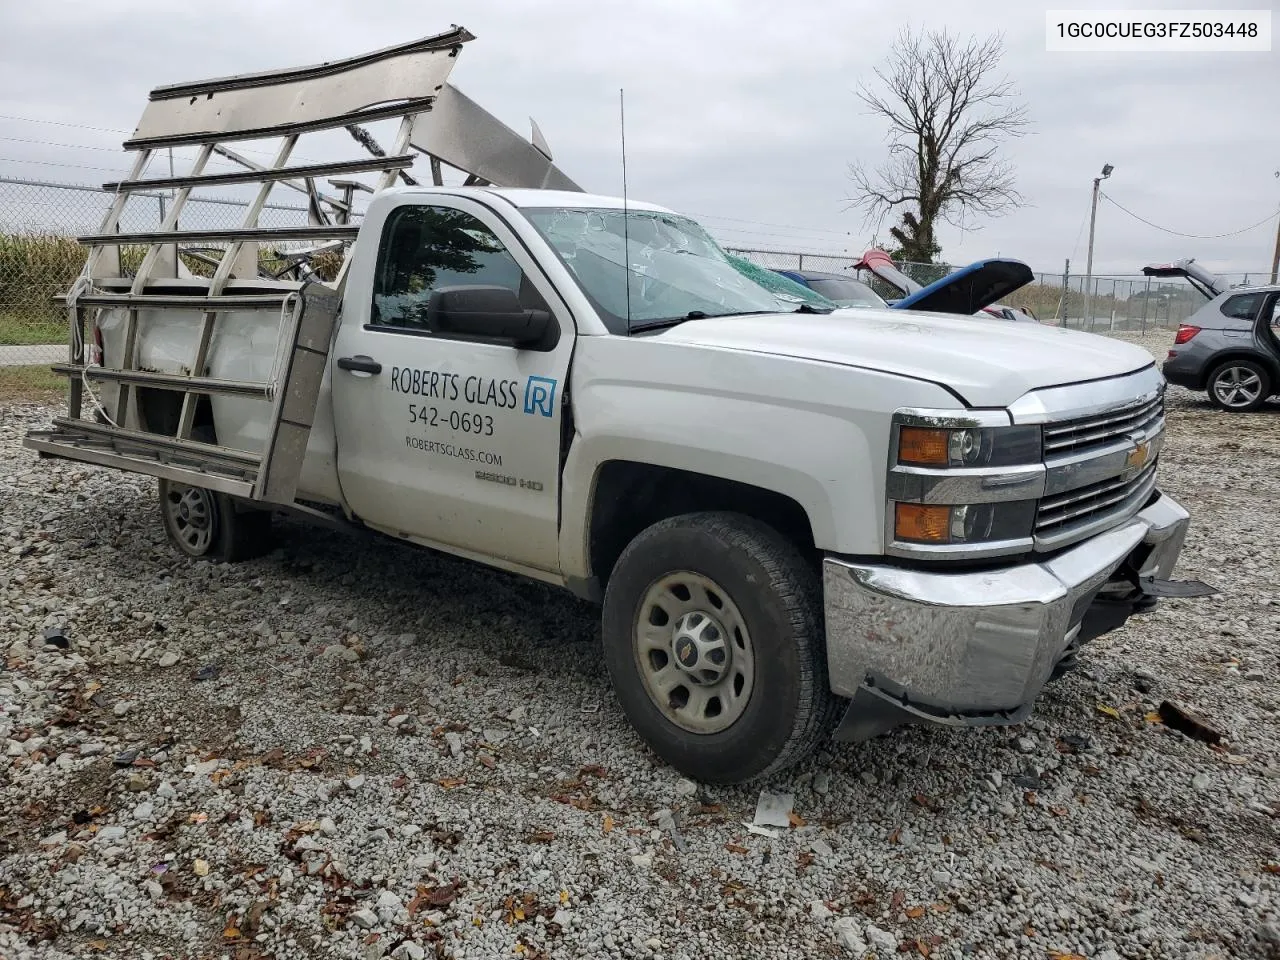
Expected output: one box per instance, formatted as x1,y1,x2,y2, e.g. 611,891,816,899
1036,461,1158,540
1042,393,1164,456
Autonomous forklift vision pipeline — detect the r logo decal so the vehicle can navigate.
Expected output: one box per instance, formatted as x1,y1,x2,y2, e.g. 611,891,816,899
523,376,557,417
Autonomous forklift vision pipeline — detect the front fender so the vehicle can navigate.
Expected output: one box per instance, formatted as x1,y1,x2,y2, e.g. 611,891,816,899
558,335,966,580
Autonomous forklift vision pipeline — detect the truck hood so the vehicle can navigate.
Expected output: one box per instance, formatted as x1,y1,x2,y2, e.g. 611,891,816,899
654,310,1156,408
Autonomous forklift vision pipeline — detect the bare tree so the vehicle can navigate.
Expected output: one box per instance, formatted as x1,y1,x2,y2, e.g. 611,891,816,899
848,28,1030,264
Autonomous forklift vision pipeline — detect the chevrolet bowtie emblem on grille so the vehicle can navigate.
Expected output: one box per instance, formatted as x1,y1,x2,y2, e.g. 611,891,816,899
1126,440,1150,471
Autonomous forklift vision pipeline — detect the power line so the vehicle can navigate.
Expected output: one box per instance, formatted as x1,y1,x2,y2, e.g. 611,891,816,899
0,155,136,174
1100,192,1280,240
0,155,247,178
714,239,854,257
706,224,856,245
0,138,292,179
0,119,852,241
0,135,129,153
0,113,327,164
711,237,853,256
0,160,850,250
701,220,860,244
1068,198,1091,264
0,136,262,175
701,221,858,243
688,211,857,238
0,114,129,134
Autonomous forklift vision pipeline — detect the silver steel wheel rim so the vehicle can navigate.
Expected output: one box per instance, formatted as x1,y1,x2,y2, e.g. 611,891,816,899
634,571,755,735
165,484,216,554
1214,366,1263,407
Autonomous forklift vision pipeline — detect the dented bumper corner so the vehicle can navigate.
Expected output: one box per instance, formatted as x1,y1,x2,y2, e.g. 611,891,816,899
822,491,1192,741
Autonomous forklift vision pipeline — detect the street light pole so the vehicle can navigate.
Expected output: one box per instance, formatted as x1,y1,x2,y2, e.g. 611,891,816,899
1082,163,1113,328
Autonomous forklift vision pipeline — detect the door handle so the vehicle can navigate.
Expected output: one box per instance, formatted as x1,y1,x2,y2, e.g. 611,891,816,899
337,355,382,375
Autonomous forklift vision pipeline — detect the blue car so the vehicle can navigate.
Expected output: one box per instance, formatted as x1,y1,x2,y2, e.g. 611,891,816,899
772,270,888,309
774,255,1038,322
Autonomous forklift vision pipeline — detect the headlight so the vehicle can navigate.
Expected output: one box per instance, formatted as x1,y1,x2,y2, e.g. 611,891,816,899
887,412,1045,559
898,425,1042,468
893,501,1038,545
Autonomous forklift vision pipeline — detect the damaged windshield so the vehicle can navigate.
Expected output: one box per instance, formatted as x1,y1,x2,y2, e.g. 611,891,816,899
523,207,828,334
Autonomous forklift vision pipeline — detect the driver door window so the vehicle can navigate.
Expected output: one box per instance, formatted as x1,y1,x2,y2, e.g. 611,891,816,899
371,206,547,333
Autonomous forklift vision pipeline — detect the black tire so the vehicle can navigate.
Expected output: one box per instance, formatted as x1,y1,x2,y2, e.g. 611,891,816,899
1207,358,1271,412
1047,654,1077,684
157,427,273,562
601,512,838,785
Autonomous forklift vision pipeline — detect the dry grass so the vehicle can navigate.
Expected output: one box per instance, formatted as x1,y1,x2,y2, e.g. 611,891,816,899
0,364,65,403
0,314,65,345
0,233,84,341
0,233,339,347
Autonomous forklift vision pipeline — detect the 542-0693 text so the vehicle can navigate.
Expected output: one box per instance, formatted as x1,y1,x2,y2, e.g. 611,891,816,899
409,404,495,437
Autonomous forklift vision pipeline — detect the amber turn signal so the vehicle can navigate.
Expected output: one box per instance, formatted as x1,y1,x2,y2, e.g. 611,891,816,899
897,427,951,466
894,503,951,542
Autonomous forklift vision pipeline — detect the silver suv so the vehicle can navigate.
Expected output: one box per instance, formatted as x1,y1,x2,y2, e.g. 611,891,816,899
1154,260,1280,412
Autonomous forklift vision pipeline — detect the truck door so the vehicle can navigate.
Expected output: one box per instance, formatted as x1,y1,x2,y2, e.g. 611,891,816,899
331,194,574,574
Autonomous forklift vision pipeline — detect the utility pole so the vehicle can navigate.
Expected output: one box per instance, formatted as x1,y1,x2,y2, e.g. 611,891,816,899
1082,163,1114,327
1141,274,1152,333
1059,257,1070,325
1271,171,1280,284
1271,217,1279,285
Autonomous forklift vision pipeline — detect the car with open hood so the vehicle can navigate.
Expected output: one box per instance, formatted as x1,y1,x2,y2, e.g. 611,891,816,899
1154,259,1280,411
854,249,1040,322
772,252,1038,321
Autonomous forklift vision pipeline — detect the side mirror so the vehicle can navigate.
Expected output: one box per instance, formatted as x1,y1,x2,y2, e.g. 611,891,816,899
426,285,550,346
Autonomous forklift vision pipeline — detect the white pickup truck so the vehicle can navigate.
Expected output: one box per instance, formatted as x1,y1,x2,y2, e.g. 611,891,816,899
26,29,1201,784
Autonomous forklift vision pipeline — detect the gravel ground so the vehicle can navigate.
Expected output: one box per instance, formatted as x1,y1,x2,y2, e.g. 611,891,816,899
2,328,1279,960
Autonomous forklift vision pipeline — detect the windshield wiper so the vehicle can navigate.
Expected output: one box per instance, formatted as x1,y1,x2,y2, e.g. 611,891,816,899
793,302,834,314
629,309,775,333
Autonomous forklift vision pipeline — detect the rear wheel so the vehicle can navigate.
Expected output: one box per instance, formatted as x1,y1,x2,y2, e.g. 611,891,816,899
159,480,273,562
1208,359,1270,412
157,427,273,562
601,512,838,785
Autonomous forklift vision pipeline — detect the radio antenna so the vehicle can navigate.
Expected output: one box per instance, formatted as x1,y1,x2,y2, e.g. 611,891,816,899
620,88,632,332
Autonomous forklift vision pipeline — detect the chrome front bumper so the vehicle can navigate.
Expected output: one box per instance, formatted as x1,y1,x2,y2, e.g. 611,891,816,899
822,491,1190,739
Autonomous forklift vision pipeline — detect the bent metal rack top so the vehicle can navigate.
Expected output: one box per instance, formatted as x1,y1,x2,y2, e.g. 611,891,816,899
23,25,581,508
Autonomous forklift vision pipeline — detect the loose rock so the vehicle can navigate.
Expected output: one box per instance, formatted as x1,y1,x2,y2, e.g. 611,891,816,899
833,917,868,954
0,377,1274,960
865,924,897,952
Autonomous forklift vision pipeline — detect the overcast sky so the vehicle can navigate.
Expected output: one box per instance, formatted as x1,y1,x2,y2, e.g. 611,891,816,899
0,0,1276,276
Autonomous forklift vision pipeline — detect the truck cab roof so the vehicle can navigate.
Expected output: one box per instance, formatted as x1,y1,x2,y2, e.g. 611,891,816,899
382,185,676,214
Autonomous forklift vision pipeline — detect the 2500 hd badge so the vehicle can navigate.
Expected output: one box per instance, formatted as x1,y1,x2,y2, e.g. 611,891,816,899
476,469,544,492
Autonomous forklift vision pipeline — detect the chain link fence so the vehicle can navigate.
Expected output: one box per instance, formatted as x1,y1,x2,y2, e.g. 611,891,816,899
1,177,1271,371
0,176,331,367
725,246,1266,332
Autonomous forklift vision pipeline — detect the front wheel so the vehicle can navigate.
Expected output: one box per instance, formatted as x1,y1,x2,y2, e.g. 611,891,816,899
601,512,838,784
1208,359,1271,412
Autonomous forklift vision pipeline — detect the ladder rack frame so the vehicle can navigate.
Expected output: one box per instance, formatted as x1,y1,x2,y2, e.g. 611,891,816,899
23,25,583,511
